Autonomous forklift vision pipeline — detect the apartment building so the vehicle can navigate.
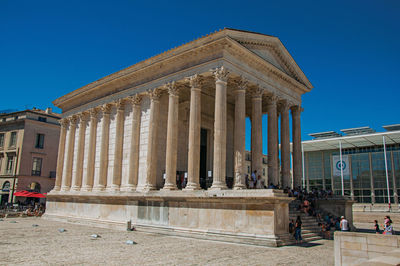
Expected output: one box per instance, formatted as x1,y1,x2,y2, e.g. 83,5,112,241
0,108,60,205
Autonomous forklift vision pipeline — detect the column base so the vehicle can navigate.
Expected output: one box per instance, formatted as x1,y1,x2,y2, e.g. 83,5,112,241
120,185,137,192
210,181,228,190
92,185,106,192
162,183,177,190
106,185,120,192
80,186,93,192
70,185,81,191
233,184,246,190
52,186,61,191
60,186,70,192
184,182,200,190
140,183,157,192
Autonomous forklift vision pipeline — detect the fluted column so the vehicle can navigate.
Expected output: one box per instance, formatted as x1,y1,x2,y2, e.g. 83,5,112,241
291,105,303,188
280,101,291,189
143,88,162,191
251,87,263,178
211,67,228,190
164,82,180,190
267,95,279,186
233,78,247,189
54,118,68,191
82,108,98,191
71,112,89,191
108,100,125,191
94,104,112,191
122,95,142,191
61,116,77,191
186,75,202,190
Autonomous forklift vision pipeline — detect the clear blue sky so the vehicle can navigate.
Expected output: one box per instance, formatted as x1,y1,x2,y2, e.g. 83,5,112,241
1,0,399,152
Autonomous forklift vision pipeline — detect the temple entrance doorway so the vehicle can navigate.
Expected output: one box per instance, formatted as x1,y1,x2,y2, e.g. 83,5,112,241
200,128,209,189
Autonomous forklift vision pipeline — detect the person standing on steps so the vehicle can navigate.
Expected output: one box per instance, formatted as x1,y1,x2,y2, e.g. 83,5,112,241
294,215,302,244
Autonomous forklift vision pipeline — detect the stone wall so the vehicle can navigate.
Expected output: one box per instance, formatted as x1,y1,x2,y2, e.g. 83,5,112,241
334,231,400,266
44,190,292,246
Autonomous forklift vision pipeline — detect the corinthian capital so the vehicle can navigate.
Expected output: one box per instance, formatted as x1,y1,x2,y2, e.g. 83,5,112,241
250,86,264,99
278,100,290,113
265,94,278,105
186,74,202,89
68,115,78,125
89,108,98,118
233,76,248,92
213,66,229,82
59,118,69,128
164,81,179,97
147,88,163,101
114,99,126,111
101,103,112,114
79,111,90,123
129,94,142,106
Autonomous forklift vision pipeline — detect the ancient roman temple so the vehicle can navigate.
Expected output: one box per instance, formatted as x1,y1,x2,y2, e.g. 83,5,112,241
45,28,313,246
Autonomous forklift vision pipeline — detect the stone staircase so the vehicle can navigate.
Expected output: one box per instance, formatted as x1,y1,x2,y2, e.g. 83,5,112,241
278,199,324,246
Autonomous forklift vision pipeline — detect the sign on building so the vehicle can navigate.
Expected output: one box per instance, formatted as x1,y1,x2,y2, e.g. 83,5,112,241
332,155,350,176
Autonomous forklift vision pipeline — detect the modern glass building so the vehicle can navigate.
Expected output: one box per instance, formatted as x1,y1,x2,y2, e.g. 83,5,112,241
302,125,400,204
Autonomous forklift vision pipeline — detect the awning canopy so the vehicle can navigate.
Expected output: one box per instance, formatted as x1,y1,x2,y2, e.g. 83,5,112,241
302,130,400,152
14,191,46,198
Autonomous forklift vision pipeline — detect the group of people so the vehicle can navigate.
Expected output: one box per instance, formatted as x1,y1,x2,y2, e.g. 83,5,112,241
374,216,394,235
22,203,45,217
245,170,266,189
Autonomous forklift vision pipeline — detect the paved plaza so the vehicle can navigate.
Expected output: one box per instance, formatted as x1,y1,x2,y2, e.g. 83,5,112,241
0,217,334,265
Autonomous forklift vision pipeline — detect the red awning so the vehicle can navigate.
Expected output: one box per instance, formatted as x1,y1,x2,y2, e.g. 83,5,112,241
14,191,46,198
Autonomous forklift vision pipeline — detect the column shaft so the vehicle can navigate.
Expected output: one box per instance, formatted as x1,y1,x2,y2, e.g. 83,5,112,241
123,95,142,191
186,75,202,190
267,96,278,186
164,83,180,190
61,116,77,191
211,67,228,190
280,103,291,189
233,82,246,189
94,104,111,191
82,109,98,191
54,119,68,191
143,89,161,190
109,101,125,191
251,89,263,180
292,106,303,188
71,113,88,191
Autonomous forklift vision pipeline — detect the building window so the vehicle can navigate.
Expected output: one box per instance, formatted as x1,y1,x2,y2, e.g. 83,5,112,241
9,132,17,147
2,181,10,192
0,133,4,148
35,134,45,149
32,157,42,176
263,168,265,176
38,117,47,122
6,155,14,174
247,166,250,174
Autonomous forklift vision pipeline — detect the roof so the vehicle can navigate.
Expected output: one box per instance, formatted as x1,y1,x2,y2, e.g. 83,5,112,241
303,130,400,152
0,109,61,119
53,28,313,111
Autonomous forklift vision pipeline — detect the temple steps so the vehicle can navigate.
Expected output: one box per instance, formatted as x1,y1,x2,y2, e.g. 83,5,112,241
278,199,324,246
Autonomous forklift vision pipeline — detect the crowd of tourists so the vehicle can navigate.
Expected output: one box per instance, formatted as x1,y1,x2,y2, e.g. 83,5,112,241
245,170,267,189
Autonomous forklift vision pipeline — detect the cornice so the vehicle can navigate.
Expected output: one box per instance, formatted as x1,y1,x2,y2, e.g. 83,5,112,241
54,28,312,113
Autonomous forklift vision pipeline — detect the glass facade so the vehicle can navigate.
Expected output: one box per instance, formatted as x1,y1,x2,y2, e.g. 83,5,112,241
304,144,400,204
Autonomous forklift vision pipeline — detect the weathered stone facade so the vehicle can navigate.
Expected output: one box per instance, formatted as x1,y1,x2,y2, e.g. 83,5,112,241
45,28,312,246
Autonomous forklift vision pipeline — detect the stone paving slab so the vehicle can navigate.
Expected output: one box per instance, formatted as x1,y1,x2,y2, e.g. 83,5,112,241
0,217,334,265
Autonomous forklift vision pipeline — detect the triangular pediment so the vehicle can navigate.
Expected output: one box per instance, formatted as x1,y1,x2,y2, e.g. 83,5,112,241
243,44,289,74
224,29,313,89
